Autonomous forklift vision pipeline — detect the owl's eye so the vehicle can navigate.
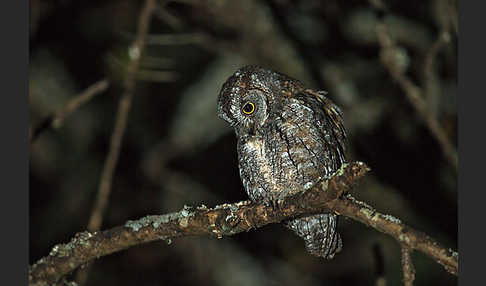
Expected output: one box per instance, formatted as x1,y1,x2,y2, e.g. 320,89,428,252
242,101,256,115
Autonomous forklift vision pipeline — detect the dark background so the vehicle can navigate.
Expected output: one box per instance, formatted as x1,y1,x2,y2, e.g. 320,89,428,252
29,0,457,285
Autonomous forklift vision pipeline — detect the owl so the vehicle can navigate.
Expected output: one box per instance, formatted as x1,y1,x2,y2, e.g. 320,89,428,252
217,65,346,259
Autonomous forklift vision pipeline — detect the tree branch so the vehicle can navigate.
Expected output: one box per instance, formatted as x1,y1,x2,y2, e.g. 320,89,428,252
334,193,458,276
401,245,416,286
29,162,458,286
29,79,109,144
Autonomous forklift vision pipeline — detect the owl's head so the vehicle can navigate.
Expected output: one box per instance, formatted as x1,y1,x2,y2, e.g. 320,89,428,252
217,65,303,136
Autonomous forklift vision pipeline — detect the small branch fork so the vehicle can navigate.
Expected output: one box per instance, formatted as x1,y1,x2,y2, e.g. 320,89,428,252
373,10,457,172
29,162,458,286
29,79,109,144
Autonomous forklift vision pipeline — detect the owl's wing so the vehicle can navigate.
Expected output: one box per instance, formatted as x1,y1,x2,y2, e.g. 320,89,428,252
270,90,346,259
307,89,346,164
268,89,346,188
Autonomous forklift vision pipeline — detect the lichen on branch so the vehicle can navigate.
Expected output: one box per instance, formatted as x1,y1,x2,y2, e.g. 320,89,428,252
28,161,458,286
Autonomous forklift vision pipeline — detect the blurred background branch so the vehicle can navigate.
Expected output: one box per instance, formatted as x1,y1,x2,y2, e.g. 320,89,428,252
29,78,109,144
77,0,157,284
86,0,156,237
375,19,457,172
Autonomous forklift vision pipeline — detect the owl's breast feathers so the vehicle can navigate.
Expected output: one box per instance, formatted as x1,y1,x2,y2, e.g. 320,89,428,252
237,90,346,202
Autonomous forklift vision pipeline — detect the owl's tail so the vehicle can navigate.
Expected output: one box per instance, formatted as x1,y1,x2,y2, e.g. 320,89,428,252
285,213,342,259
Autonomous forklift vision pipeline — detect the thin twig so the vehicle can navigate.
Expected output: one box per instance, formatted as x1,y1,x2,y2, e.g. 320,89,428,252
30,79,109,143
423,30,451,115
154,5,185,30
448,0,458,35
86,0,156,237
29,162,458,286
401,245,416,286
375,23,458,172
77,0,157,284
424,31,450,85
373,244,387,286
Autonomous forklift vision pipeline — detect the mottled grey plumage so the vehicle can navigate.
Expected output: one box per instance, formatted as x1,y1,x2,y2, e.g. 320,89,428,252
217,65,346,259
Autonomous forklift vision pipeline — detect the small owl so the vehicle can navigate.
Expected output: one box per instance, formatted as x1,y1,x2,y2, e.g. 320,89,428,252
217,66,346,259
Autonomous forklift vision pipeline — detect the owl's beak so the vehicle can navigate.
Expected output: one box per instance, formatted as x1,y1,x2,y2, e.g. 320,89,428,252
236,118,260,138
